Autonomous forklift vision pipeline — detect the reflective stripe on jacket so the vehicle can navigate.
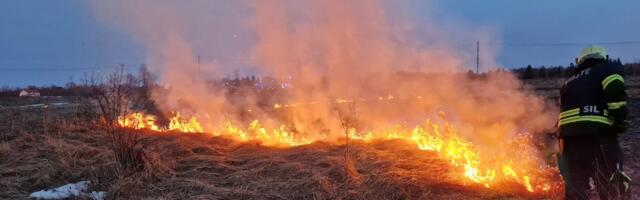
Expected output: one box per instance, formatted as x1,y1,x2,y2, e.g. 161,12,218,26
558,59,627,137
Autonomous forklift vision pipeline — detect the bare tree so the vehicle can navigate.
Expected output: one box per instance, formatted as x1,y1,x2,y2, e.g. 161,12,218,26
86,67,147,176
339,102,358,159
337,102,362,186
89,67,134,126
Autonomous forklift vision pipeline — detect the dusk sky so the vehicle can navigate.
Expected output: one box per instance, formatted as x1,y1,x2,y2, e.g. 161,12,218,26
1,0,639,87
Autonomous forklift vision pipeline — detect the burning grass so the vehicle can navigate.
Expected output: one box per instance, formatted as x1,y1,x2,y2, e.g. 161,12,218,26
116,111,563,196
0,130,560,199
0,128,562,199
0,95,563,199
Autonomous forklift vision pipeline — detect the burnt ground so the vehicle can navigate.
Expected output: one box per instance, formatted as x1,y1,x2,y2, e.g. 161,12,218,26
0,84,639,199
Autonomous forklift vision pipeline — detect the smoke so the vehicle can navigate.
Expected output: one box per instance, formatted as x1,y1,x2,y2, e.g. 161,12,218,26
89,0,556,150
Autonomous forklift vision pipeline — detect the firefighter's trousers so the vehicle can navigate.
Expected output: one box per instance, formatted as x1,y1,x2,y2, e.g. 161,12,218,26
560,134,624,200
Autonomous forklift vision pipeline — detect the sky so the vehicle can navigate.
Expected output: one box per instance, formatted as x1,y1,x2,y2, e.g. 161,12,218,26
1,0,639,87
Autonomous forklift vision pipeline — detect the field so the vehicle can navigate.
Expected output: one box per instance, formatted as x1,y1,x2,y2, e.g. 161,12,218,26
1,78,639,199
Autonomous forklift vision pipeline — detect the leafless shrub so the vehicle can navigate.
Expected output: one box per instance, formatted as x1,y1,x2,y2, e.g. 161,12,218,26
338,102,362,187
338,102,358,159
85,67,148,176
86,67,134,125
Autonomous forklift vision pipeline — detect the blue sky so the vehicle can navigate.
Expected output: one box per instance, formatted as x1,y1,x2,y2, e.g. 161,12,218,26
430,1,640,68
0,0,145,87
1,0,639,87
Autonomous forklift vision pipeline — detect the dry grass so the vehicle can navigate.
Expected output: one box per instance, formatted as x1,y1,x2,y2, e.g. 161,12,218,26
0,93,574,199
3,77,640,199
107,128,147,176
0,131,115,199
0,126,559,199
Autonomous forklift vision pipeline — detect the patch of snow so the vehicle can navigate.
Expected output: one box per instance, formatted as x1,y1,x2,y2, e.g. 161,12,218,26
29,181,106,200
29,181,88,199
90,191,107,200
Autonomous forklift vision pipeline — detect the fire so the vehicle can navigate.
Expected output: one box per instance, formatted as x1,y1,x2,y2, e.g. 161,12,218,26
117,111,556,193
169,112,203,133
118,112,312,146
117,112,160,131
217,119,312,146
117,112,203,133
351,120,554,192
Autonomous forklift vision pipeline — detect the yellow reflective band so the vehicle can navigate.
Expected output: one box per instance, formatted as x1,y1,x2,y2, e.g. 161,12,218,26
602,74,624,90
558,115,613,127
607,101,627,109
559,108,580,119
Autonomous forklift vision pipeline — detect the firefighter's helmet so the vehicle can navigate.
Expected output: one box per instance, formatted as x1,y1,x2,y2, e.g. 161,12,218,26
577,45,608,65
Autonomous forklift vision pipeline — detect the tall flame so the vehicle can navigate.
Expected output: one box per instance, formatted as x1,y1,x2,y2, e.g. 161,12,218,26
361,120,553,192
169,112,204,133
117,111,556,193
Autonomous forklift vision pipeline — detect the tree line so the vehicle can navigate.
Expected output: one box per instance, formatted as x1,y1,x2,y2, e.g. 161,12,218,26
3,60,640,97
511,59,640,80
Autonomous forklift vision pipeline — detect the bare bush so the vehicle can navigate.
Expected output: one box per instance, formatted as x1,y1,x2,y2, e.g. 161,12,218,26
339,102,358,159
86,67,148,176
86,67,134,125
338,102,362,187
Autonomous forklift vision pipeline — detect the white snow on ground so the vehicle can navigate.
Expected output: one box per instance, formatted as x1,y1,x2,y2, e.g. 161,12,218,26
89,191,107,200
29,181,106,200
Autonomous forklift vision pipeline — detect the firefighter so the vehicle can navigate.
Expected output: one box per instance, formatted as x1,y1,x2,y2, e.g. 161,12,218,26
557,45,631,200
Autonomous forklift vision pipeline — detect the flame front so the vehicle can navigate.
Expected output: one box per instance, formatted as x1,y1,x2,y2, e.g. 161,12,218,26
117,111,556,193
217,119,312,146
117,112,161,131
117,112,203,133
368,121,553,192
169,112,204,133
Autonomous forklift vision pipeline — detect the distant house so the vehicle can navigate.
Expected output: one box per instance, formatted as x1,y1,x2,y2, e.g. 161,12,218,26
19,90,40,97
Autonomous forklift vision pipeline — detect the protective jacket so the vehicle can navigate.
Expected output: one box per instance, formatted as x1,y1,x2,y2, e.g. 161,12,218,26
558,59,628,138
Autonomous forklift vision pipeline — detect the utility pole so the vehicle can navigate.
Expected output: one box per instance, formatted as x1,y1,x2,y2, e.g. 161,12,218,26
476,40,480,73
197,55,201,74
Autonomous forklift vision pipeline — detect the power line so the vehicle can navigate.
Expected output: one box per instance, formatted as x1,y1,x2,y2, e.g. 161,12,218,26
1,39,640,72
0,67,105,71
486,40,640,47
0,64,141,71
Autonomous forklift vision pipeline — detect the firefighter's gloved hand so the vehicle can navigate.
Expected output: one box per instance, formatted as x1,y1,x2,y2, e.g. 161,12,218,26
613,120,629,134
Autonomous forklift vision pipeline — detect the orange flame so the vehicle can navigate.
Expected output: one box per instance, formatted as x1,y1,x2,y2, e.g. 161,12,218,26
118,112,203,133
117,111,554,193
117,112,160,131
169,112,204,133
349,120,553,192
212,119,312,146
